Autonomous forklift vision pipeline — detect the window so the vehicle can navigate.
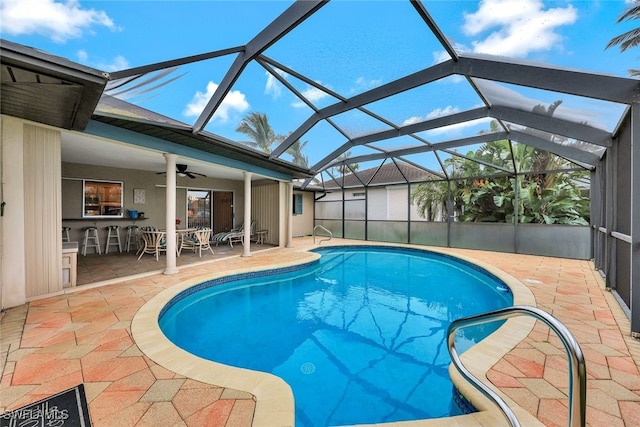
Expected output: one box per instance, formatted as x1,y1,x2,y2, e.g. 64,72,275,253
293,193,303,215
83,180,123,218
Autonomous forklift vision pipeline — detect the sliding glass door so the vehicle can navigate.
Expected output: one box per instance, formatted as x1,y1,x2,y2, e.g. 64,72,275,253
187,190,234,233
187,190,211,228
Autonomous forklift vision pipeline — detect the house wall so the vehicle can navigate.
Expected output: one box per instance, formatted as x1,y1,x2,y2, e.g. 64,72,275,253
24,125,62,297
292,190,314,237
251,180,280,245
61,162,245,246
1,117,62,308
317,185,427,222
1,116,27,308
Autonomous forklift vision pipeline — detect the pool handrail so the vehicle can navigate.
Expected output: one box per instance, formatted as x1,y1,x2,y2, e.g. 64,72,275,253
447,305,586,427
313,225,332,244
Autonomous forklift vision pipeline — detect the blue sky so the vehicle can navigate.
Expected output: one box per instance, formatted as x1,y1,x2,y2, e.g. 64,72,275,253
1,0,637,170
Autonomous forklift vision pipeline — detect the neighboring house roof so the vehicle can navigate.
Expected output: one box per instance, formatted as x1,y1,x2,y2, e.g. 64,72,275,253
321,161,441,190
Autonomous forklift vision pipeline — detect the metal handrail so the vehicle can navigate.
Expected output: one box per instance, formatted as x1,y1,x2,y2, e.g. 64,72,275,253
313,225,333,244
447,305,586,427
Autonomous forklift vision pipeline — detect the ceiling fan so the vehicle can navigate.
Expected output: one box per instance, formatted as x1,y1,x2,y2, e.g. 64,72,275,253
157,164,207,179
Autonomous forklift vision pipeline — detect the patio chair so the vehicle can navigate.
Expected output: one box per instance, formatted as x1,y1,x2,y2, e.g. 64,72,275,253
138,226,166,261
212,221,253,247
179,227,214,257
226,221,256,247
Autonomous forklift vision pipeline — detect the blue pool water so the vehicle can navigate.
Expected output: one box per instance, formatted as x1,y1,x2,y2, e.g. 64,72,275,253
159,246,513,426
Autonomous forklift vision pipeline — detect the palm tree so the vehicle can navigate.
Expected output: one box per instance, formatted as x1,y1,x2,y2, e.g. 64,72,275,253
606,1,640,76
275,131,309,168
335,151,359,175
236,112,277,153
410,180,449,221
285,139,309,168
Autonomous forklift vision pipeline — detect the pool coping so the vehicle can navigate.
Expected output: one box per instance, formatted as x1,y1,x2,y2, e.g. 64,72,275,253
131,243,545,427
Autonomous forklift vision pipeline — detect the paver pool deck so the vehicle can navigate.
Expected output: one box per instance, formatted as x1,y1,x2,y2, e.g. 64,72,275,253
1,237,639,426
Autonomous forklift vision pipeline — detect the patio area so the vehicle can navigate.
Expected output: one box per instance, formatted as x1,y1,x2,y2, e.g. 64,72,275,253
1,237,639,426
75,241,276,286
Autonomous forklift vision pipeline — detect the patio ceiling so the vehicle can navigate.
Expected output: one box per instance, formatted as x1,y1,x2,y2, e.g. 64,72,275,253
2,1,638,187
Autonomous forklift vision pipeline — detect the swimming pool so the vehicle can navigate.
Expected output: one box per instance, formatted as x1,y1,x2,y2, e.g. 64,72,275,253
159,246,513,426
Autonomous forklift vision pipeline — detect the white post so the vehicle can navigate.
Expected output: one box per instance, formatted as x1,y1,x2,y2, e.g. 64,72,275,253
287,182,294,247
242,171,252,257
164,153,178,274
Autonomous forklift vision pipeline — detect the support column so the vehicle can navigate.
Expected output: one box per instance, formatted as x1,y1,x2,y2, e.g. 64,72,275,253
287,182,294,247
278,181,287,248
164,153,178,274
242,171,252,257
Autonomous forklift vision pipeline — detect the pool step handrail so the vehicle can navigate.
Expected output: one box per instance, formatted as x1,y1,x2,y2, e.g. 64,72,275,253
447,305,586,427
313,225,333,244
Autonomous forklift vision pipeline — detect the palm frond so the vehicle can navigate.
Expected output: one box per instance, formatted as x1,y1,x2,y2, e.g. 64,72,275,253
607,28,640,51
617,4,640,23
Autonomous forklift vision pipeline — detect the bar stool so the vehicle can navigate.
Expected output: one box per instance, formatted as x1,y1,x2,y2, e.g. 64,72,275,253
62,226,71,242
125,225,140,252
105,225,122,253
81,226,101,256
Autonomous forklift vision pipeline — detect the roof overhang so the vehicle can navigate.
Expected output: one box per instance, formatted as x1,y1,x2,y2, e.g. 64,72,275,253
0,38,107,130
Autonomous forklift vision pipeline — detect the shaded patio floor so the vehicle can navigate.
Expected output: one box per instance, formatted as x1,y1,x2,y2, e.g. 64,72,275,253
2,238,639,426
75,240,275,286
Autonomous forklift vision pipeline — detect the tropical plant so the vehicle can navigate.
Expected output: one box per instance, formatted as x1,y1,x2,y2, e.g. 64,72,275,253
410,102,590,225
236,112,278,153
410,180,449,221
606,0,640,76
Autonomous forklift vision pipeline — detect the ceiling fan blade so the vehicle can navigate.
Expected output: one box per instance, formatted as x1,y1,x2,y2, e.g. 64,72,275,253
186,172,196,179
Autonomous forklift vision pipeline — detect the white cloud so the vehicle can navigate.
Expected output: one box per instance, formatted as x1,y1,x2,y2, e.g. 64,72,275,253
183,81,249,122
403,106,488,136
353,76,382,92
0,0,117,43
75,49,129,71
427,106,460,119
265,70,285,99
403,116,422,126
292,85,329,108
425,119,485,136
97,55,130,72
462,0,577,57
77,49,88,63
403,106,460,126
432,50,452,65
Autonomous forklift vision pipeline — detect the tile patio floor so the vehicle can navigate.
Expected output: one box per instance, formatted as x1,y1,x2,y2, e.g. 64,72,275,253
1,238,639,426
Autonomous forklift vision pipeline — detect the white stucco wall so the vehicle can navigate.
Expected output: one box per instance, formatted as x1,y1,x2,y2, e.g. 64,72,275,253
1,115,27,309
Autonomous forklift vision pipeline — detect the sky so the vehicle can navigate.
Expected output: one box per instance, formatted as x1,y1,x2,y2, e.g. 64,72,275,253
1,0,637,171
